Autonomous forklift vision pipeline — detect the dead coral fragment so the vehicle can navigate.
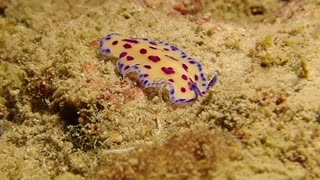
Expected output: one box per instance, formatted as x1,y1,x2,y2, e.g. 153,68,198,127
173,0,204,15
98,129,236,179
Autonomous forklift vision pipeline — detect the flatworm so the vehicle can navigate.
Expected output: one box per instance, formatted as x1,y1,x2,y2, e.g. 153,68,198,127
99,33,217,104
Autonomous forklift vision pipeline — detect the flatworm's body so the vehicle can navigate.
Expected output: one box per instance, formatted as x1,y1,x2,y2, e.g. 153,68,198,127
99,33,217,104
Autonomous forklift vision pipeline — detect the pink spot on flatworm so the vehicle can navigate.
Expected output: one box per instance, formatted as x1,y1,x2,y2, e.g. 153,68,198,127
194,75,199,81
112,41,118,45
169,79,174,82
127,56,134,61
119,52,127,58
181,87,186,93
161,67,175,74
144,65,151,69
148,55,161,62
181,74,188,80
122,39,139,44
140,48,147,54
182,64,188,72
123,44,132,49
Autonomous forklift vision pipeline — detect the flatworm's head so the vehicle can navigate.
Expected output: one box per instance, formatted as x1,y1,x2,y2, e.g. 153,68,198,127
99,33,217,104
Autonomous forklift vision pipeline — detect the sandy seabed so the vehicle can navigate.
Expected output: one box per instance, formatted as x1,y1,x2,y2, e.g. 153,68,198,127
0,0,319,179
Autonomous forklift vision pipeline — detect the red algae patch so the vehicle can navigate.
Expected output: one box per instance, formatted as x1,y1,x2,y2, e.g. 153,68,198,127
99,78,145,110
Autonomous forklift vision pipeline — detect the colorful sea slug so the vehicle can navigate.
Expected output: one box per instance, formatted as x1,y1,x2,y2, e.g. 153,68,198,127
99,33,217,104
